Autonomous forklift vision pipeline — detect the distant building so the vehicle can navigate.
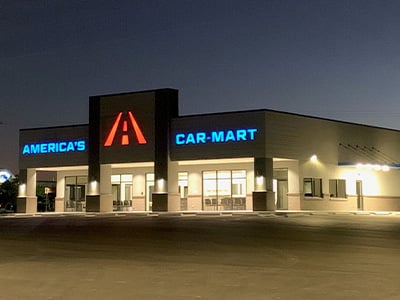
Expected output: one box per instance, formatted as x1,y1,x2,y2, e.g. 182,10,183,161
18,88,400,213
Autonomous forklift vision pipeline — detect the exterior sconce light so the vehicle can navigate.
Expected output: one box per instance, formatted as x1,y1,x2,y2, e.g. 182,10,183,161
156,178,166,193
89,180,99,195
255,176,266,191
19,184,26,197
310,154,318,162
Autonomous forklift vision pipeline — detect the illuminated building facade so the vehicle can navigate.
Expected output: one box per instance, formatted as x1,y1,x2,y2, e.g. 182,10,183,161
18,88,400,213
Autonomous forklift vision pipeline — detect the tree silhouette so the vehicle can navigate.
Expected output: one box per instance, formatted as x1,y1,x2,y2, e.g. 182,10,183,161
0,175,18,209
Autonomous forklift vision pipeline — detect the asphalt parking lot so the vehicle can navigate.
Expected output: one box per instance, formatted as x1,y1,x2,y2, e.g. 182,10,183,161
1,212,400,299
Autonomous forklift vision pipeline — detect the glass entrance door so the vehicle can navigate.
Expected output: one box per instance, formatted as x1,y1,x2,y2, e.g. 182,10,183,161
277,180,288,209
274,169,288,210
146,173,154,211
65,176,87,212
111,175,133,211
202,170,246,211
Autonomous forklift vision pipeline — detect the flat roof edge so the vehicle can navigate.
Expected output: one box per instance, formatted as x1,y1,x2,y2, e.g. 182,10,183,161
89,88,178,99
20,123,88,132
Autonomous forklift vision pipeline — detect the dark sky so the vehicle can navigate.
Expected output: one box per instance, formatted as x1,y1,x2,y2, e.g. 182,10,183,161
2,0,400,173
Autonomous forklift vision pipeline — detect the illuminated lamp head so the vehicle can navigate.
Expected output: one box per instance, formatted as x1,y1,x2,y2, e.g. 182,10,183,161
0,169,13,184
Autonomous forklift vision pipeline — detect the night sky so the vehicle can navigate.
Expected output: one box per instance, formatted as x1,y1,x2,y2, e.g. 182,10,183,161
2,0,400,173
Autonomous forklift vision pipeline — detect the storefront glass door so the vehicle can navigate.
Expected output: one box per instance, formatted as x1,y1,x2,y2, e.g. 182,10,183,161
146,173,154,211
111,174,133,211
65,176,87,212
202,170,246,211
274,169,288,210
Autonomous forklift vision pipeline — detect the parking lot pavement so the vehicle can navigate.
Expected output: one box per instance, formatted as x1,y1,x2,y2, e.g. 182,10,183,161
1,213,400,299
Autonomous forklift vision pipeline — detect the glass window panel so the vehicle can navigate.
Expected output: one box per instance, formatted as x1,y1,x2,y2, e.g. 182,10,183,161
146,173,154,181
203,171,216,180
178,172,188,186
124,184,132,201
232,170,246,178
65,176,76,185
232,178,245,185
304,178,312,195
337,180,346,198
112,185,119,201
65,186,72,201
77,186,85,201
121,174,132,182
178,172,188,181
314,178,322,197
203,169,247,211
329,179,337,197
203,180,217,197
217,171,231,179
273,169,288,180
232,178,246,196
77,176,87,185
111,175,120,183
217,179,231,195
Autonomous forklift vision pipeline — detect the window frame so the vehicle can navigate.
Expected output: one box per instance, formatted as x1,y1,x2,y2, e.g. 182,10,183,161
329,179,347,198
303,177,323,198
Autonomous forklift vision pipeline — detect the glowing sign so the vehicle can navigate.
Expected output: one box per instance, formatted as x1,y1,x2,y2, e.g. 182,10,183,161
22,140,86,155
104,111,147,146
0,169,13,184
175,128,258,145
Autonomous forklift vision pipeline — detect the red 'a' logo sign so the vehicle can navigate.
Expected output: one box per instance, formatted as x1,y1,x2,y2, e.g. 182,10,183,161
104,111,147,146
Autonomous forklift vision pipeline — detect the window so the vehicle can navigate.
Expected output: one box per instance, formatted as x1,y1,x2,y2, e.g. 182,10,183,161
304,178,322,197
178,172,188,199
65,176,87,212
203,170,246,211
146,173,154,211
329,179,346,198
111,174,133,211
179,172,188,211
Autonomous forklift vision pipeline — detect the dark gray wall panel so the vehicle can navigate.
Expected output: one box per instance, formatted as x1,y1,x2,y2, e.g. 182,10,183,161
19,125,88,169
170,111,266,160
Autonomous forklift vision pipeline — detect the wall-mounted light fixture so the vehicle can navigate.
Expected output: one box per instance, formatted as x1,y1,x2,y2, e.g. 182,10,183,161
156,178,167,193
310,154,318,163
255,175,266,191
18,184,26,197
88,180,99,195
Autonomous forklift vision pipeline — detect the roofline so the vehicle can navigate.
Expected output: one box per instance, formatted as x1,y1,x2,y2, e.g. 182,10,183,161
19,123,88,132
18,101,400,134
176,108,400,133
89,87,178,99
265,108,400,133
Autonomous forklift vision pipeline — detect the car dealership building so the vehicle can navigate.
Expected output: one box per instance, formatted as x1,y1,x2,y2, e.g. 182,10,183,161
18,88,400,213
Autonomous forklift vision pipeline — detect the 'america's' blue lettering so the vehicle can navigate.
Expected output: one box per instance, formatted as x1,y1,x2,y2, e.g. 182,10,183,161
22,140,86,155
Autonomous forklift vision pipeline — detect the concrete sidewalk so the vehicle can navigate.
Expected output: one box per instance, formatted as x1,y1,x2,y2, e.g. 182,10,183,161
2,209,400,218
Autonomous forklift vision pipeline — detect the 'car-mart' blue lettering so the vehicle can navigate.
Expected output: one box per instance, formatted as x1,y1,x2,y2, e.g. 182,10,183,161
175,128,258,145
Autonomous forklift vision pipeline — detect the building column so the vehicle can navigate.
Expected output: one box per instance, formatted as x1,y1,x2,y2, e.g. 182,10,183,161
55,172,65,212
152,90,179,212
152,161,180,212
253,157,276,211
99,164,113,212
17,168,37,213
167,161,180,211
86,164,113,212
